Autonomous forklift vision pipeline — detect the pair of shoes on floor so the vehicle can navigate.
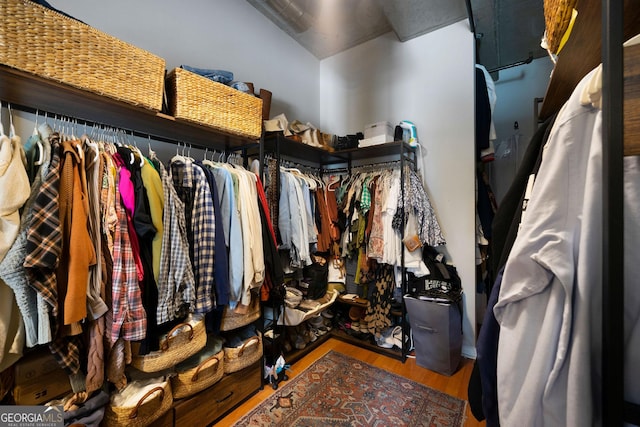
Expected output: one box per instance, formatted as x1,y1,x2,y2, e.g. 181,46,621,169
376,326,407,349
376,326,397,349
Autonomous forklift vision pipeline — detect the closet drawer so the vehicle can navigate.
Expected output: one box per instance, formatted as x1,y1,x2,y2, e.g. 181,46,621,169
172,362,261,425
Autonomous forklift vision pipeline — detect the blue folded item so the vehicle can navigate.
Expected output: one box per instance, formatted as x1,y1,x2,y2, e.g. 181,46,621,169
224,324,257,348
230,81,251,93
180,65,233,84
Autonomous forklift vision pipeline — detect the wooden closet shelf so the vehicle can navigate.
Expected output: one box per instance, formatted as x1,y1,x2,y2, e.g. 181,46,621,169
625,43,640,156
260,132,415,167
539,0,640,123
0,65,260,150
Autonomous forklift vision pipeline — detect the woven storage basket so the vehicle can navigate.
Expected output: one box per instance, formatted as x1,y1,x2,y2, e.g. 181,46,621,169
166,67,263,139
220,293,261,331
171,346,224,399
131,318,206,373
544,0,578,54
0,0,165,111
104,380,172,427
223,331,263,374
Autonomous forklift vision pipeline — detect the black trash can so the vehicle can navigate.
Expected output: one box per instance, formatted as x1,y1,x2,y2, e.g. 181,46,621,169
404,294,462,376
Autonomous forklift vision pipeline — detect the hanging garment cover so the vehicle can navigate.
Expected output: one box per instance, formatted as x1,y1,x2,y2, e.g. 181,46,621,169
494,67,603,426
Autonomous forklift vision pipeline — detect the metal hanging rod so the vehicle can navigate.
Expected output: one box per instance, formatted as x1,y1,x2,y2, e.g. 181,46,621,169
487,53,534,73
0,100,214,151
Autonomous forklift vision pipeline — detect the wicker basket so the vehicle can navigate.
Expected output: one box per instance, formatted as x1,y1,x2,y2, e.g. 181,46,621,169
220,294,261,331
0,0,165,111
223,332,263,374
104,380,173,427
171,345,224,399
544,0,578,54
131,318,206,373
166,67,263,139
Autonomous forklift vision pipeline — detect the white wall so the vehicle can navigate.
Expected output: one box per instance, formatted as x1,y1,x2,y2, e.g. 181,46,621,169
488,56,555,203
50,0,321,124
320,20,478,357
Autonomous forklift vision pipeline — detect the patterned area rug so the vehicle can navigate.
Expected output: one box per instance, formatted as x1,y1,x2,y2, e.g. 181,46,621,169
233,350,466,426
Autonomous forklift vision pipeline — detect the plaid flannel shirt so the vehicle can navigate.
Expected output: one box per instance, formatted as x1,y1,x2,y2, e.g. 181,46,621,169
152,152,195,323
24,136,62,338
170,158,215,314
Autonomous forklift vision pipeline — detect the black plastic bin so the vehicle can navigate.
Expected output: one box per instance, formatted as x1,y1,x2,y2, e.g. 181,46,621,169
404,294,462,376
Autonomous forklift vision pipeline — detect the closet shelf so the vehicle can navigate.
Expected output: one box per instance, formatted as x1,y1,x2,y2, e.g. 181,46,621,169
0,65,260,150
539,0,640,120
260,132,416,167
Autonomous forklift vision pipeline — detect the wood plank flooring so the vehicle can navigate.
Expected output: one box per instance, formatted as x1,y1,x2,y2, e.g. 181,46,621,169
216,337,486,426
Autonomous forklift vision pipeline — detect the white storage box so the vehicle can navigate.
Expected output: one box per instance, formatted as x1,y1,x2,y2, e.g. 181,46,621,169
364,121,394,139
359,134,394,147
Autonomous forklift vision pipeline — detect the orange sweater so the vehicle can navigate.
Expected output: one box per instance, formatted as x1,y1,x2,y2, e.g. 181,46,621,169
58,141,96,327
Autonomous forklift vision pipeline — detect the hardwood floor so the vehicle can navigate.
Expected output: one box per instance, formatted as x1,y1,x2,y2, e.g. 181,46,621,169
216,337,486,426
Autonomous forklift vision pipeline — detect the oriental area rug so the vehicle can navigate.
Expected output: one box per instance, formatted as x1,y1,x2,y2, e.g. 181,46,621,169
233,350,466,426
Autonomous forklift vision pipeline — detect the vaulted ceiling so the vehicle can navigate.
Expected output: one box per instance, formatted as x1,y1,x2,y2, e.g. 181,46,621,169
247,0,547,73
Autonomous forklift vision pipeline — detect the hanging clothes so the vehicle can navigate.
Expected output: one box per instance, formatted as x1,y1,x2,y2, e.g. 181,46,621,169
195,160,229,307
494,66,603,426
170,156,216,314
207,163,243,309
0,129,30,262
0,125,53,347
151,150,195,324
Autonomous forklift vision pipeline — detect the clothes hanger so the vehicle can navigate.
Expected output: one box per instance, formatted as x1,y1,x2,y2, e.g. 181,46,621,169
126,134,145,167
33,109,45,166
0,101,4,138
81,124,100,163
171,142,188,164
202,148,217,167
7,103,17,139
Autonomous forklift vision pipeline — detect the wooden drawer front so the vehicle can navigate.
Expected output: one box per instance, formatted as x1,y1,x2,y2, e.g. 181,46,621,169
173,362,261,425
154,408,174,427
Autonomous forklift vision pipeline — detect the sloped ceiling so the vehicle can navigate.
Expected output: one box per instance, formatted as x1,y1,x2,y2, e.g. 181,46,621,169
247,0,547,73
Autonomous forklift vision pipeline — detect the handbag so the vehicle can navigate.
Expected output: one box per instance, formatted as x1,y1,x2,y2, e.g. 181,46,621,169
301,255,329,300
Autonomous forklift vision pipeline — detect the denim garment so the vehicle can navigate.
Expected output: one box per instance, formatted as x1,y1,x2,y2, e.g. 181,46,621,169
180,65,233,84
278,172,292,251
230,81,251,93
289,174,311,267
210,166,243,308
